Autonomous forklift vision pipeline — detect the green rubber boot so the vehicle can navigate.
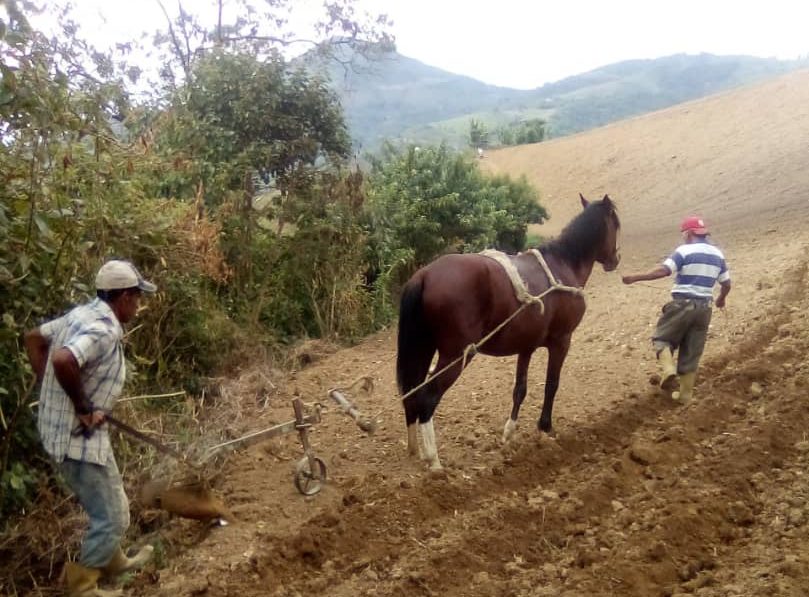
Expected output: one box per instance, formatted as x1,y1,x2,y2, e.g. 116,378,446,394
657,347,679,396
672,371,696,403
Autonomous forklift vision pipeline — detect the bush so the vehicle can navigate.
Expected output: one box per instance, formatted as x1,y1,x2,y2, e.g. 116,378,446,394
364,143,547,287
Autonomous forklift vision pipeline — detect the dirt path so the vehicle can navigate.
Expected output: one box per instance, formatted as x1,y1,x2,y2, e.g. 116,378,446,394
130,70,809,597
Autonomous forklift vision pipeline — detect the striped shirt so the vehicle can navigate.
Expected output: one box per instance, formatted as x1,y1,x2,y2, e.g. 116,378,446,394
663,242,730,299
37,298,125,465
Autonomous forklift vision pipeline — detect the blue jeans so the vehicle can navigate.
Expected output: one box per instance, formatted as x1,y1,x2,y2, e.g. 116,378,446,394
58,457,129,568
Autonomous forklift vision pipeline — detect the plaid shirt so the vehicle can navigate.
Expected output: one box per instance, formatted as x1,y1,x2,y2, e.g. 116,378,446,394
37,298,125,465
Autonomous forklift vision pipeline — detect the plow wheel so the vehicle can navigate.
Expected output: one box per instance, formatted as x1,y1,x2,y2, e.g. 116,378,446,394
294,456,327,495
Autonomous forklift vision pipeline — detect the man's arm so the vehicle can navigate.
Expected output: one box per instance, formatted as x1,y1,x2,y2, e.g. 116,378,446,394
24,328,50,383
622,265,671,285
51,348,105,428
716,280,731,309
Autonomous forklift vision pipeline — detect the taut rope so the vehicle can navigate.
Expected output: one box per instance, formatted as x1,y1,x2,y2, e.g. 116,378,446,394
400,250,583,401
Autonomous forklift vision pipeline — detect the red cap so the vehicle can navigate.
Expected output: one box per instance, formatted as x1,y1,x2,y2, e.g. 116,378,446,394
680,216,708,235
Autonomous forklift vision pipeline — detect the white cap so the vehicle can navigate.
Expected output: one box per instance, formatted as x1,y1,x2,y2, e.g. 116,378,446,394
95,260,157,293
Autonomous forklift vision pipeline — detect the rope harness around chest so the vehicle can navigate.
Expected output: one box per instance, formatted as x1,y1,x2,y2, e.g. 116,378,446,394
480,249,584,312
400,249,584,401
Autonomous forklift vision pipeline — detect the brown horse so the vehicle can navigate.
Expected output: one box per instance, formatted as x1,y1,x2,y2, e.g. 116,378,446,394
396,194,620,469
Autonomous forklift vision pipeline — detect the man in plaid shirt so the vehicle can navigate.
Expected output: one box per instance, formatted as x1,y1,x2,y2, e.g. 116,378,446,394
25,260,157,596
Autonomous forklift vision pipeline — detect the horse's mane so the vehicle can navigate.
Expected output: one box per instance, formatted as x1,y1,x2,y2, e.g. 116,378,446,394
540,197,620,267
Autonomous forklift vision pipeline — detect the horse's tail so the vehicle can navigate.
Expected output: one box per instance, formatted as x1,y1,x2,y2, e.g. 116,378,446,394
396,276,435,399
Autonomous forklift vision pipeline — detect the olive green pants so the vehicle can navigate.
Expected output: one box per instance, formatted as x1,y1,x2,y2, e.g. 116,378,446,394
652,297,713,374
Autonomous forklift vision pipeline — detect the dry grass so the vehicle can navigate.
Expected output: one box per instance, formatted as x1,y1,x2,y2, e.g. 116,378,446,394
169,188,231,284
0,485,85,595
285,338,340,370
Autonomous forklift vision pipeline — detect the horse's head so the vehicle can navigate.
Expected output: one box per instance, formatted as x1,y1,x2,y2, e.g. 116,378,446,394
579,193,621,272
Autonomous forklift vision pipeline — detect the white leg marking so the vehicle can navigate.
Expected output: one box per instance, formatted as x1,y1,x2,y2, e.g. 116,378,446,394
407,423,419,457
502,418,517,443
420,419,442,470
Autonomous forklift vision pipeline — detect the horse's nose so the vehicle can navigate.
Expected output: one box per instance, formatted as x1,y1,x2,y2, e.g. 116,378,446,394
604,251,620,272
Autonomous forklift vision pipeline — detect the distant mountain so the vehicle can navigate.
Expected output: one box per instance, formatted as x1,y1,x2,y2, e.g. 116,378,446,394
530,54,803,139
303,50,805,153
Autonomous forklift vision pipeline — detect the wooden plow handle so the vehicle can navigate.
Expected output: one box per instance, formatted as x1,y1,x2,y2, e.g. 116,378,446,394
105,414,187,461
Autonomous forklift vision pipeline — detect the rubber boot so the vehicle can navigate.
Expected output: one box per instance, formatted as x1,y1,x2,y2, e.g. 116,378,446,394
656,347,679,396
64,562,123,597
672,371,696,403
102,545,154,576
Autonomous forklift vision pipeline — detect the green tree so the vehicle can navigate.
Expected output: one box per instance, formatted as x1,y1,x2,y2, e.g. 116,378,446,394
155,50,352,295
469,118,489,149
147,0,394,319
485,174,547,251
152,0,394,92
515,118,546,144
497,125,515,146
365,144,546,284
497,118,546,146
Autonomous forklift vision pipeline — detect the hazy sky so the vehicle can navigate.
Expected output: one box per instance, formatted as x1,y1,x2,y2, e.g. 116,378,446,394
35,0,809,89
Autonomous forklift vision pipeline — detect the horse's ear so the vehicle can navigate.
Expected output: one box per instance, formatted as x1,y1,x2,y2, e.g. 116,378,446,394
602,194,612,208
579,193,589,209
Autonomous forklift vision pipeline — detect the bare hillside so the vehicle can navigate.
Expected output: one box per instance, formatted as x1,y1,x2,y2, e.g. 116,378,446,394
483,68,809,251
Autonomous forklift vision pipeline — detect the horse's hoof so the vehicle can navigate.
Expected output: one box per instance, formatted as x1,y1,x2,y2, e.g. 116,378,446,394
428,466,447,479
425,456,443,471
538,426,556,438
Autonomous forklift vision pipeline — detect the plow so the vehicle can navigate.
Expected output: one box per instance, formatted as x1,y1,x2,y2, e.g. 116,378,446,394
116,384,377,521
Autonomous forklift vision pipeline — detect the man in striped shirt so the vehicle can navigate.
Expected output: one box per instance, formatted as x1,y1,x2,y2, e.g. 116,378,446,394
24,260,157,596
622,216,731,403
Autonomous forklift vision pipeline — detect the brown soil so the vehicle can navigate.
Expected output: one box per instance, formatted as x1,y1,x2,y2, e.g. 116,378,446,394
62,70,809,596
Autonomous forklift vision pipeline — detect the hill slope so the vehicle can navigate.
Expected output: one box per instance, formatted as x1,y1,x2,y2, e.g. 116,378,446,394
482,68,809,245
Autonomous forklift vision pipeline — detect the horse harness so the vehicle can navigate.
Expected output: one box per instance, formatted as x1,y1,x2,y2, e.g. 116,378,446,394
480,249,584,313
